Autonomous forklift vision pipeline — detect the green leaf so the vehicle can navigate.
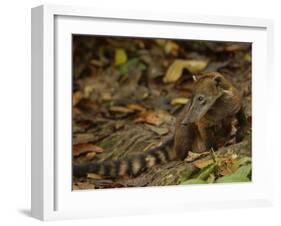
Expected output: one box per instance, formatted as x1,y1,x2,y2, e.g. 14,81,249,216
181,178,207,185
216,175,250,183
197,164,217,180
234,164,252,178
206,173,216,183
118,58,139,75
177,171,193,184
216,164,252,183
233,157,251,170
179,164,216,184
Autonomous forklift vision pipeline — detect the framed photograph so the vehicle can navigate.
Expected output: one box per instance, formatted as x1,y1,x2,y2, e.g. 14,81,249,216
31,4,274,221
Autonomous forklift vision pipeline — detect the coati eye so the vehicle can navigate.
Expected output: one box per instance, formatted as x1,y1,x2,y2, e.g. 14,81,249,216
197,95,206,105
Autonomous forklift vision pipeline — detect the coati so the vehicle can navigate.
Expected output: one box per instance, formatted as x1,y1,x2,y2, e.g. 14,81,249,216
73,72,247,178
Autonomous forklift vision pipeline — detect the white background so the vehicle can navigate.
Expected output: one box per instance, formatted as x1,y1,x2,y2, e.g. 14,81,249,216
0,0,280,225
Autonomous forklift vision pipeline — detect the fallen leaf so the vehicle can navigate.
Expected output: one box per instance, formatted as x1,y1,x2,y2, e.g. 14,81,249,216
197,164,217,180
87,173,103,180
165,41,179,55
155,39,166,47
155,40,179,56
194,159,214,169
135,110,171,126
117,58,146,76
206,173,216,183
83,85,95,98
85,152,97,161
163,59,208,83
232,156,251,170
177,171,193,184
216,174,250,183
233,164,252,178
73,182,96,190
73,143,104,157
101,92,113,101
178,89,193,98
244,53,252,62
76,99,98,113
73,91,83,106
225,44,244,51
109,106,134,113
171,97,189,105
127,104,146,112
216,163,251,183
181,178,207,185
135,111,162,125
114,48,127,65
73,133,96,145
217,157,236,176
218,164,233,176
90,59,104,67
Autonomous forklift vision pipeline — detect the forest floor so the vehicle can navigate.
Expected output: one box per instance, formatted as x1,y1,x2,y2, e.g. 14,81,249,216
72,36,252,190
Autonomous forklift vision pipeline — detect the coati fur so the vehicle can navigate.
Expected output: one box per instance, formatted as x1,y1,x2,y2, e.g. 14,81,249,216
73,72,247,178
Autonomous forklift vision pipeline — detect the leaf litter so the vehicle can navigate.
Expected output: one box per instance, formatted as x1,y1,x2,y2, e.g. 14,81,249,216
72,36,252,189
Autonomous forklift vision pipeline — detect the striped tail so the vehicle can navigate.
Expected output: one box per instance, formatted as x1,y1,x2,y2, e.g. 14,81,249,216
73,147,176,178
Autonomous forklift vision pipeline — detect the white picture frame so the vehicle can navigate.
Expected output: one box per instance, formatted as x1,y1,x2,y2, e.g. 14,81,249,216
31,4,274,221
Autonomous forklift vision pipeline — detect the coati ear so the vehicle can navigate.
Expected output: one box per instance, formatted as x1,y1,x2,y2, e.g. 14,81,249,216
214,74,224,87
213,73,231,92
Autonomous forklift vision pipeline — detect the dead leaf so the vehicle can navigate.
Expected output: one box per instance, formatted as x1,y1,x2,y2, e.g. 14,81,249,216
109,106,134,113
135,111,162,125
127,104,146,112
73,91,83,106
155,40,179,56
73,182,96,190
194,159,214,169
178,89,193,98
73,133,96,145
83,85,95,98
85,152,97,161
135,110,172,126
244,53,251,62
163,59,208,83
90,59,104,67
101,92,113,101
217,157,236,176
76,99,98,113
164,41,179,56
73,143,104,157
155,39,166,46
225,44,244,51
87,173,103,180
171,97,189,105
